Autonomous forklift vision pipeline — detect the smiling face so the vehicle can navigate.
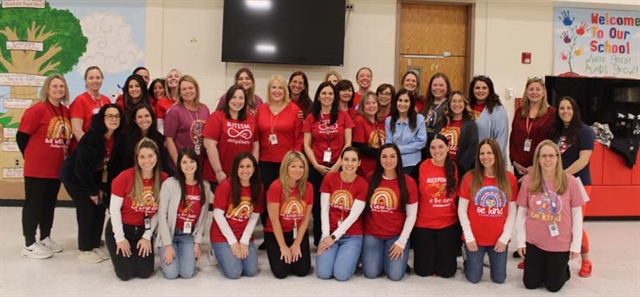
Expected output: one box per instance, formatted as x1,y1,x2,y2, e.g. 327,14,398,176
396,93,411,114
128,79,142,99
377,87,392,107
449,93,466,117
103,107,121,132
526,81,545,104
179,154,197,176
85,69,103,93
289,75,305,97
558,99,574,125
403,73,418,92
538,145,559,173
287,159,305,182
180,81,197,103
363,94,378,117
134,108,152,132
137,147,158,174
166,70,180,89
341,151,360,175
319,86,335,109
339,86,353,104
237,71,253,91
48,78,66,103
430,77,448,100
478,143,495,170
430,138,449,164
356,69,372,90
237,157,255,184
380,147,398,173
473,81,489,102
152,81,166,98
229,89,246,114
269,79,285,103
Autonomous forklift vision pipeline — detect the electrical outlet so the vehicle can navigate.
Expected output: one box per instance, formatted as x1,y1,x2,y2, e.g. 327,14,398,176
346,3,354,10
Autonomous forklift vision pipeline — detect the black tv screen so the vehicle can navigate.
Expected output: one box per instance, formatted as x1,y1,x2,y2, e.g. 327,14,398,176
222,0,346,66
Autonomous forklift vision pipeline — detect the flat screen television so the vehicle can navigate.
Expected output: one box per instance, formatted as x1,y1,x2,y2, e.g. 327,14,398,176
222,0,346,66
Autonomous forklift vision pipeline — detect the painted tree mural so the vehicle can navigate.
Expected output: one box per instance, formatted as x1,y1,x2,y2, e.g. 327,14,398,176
0,2,87,126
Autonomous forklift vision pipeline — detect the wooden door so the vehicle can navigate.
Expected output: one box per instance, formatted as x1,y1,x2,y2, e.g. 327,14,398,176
398,3,470,96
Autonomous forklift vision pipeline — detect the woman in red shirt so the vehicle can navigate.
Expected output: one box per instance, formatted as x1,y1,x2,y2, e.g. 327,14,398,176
17,74,73,259
458,138,518,284
303,81,355,246
264,151,313,279
353,67,373,107
413,134,460,277
116,74,151,118
70,66,111,141
400,71,425,113
375,84,395,121
336,80,357,118
362,143,418,281
211,152,263,279
288,71,312,120
106,138,168,281
216,68,264,116
352,91,385,175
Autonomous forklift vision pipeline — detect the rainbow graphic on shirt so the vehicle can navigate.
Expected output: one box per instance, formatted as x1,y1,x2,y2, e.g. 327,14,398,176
330,189,353,211
45,116,72,147
280,197,306,221
226,198,254,221
368,130,385,148
131,185,159,213
369,187,397,213
474,186,507,217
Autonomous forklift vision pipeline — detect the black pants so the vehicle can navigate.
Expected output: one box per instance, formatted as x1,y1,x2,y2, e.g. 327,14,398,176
22,177,61,246
264,231,311,279
523,243,571,292
308,165,327,247
104,219,154,281
259,162,281,227
411,224,461,278
65,184,106,252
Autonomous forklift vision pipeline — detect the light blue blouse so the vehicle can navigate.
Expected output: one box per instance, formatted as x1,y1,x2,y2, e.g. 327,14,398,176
385,114,427,167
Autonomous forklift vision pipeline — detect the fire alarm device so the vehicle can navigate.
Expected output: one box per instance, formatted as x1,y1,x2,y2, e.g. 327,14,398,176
522,52,531,64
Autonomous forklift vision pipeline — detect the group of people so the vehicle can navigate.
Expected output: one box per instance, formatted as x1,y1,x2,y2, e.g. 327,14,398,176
16,66,593,292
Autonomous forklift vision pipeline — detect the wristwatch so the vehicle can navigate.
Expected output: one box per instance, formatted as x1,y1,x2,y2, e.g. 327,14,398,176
330,234,336,241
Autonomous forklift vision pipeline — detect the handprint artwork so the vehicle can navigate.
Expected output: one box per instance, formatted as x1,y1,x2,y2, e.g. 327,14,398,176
557,10,588,74
559,10,574,26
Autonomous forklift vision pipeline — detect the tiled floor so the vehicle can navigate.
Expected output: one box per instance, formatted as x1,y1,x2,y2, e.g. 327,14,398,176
1,206,638,296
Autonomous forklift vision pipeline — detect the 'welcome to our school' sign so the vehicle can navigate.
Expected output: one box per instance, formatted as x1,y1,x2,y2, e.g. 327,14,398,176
553,7,640,79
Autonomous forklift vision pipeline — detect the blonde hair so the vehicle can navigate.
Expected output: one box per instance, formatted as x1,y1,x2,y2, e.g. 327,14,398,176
164,69,182,99
324,70,342,83
528,140,568,195
129,138,163,206
520,77,550,118
267,74,290,104
356,91,380,121
278,151,309,200
40,74,70,104
176,74,202,109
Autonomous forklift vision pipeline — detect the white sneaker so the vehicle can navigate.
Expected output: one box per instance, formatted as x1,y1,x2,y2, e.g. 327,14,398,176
93,247,110,261
78,250,103,263
21,243,53,259
208,248,218,266
40,237,63,253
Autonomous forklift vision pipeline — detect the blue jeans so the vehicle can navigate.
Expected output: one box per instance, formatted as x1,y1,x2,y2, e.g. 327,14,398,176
212,241,259,279
158,230,197,279
316,235,363,281
362,235,410,281
463,244,508,284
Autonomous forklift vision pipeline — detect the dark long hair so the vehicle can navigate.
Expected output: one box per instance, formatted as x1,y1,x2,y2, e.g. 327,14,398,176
311,81,339,124
552,96,583,147
469,138,511,199
91,104,123,135
422,73,451,118
389,88,418,133
122,74,150,111
288,71,312,115
335,79,355,108
127,104,160,142
175,148,206,207
468,75,502,114
430,134,457,196
230,152,262,208
223,84,248,121
148,78,166,100
365,143,408,215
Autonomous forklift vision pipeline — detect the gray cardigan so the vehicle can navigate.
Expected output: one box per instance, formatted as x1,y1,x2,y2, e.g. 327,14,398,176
156,177,212,247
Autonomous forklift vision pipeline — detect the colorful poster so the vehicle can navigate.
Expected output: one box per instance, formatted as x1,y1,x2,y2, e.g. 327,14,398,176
553,7,640,79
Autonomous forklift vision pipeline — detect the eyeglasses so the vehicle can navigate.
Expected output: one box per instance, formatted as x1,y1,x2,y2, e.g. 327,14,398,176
539,154,558,159
105,114,121,120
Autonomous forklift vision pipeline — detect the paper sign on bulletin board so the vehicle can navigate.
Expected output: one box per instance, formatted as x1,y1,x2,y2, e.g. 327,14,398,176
553,7,640,79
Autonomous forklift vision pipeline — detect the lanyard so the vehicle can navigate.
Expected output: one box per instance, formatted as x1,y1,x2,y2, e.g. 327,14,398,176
541,181,558,215
525,116,535,137
321,113,331,148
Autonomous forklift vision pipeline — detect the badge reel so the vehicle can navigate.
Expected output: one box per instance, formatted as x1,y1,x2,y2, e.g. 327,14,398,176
93,108,100,115
524,139,532,152
549,222,559,237
144,214,151,230
183,221,192,234
269,133,278,145
194,143,202,155
292,220,298,239
323,149,332,163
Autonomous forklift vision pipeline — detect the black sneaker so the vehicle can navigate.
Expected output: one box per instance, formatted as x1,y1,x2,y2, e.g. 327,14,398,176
513,251,521,258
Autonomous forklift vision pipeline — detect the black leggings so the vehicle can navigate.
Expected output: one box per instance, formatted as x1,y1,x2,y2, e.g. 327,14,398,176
22,177,61,246
523,243,571,292
104,220,154,281
264,231,311,279
411,224,461,278
307,165,326,247
259,162,281,227
65,184,106,252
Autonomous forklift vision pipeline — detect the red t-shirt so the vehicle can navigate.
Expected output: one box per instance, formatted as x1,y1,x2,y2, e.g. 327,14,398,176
353,93,362,108
416,159,458,229
202,111,257,181
69,92,111,132
111,168,169,226
175,184,203,231
352,115,385,175
472,102,485,118
156,97,175,120
18,102,73,178
439,119,463,160
364,174,419,238
458,172,519,246
210,179,264,243
255,103,303,163
263,180,314,233
319,172,369,236
302,111,355,165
